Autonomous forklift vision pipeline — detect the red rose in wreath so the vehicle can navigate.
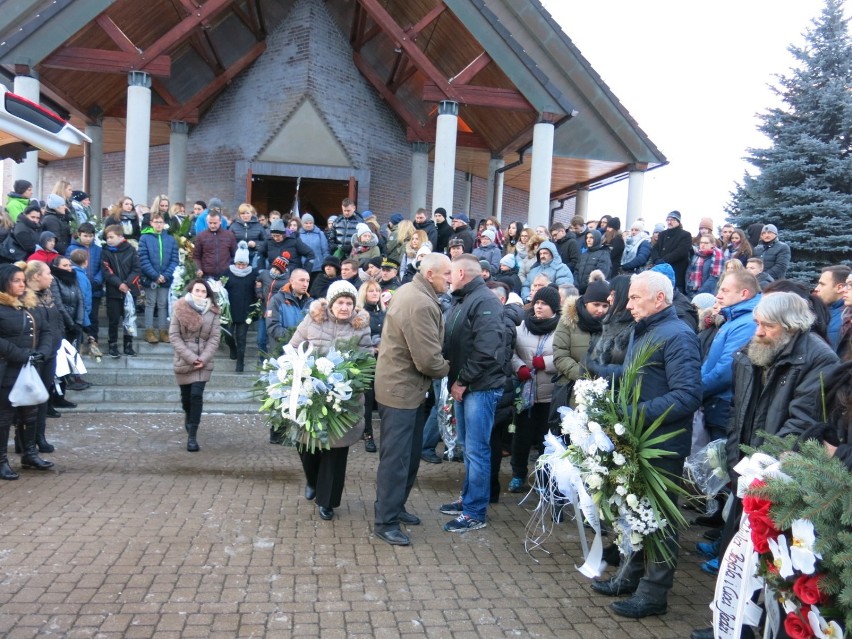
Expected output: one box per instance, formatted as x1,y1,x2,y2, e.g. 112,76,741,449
792,574,828,606
784,608,815,639
748,510,781,554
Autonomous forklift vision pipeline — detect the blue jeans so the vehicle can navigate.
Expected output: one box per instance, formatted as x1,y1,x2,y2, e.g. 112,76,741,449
455,388,502,521
421,380,442,455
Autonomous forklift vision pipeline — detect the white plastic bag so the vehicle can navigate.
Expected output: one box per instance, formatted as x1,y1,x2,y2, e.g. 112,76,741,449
60,339,87,375
123,291,137,337
684,438,729,497
9,358,49,407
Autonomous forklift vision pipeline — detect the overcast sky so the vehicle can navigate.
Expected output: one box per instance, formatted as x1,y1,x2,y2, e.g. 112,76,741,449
540,0,833,232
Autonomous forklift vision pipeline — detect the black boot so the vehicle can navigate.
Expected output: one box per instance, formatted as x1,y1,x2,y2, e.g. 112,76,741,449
123,335,137,357
234,322,247,372
36,405,54,453
13,425,23,454
20,423,54,470
187,423,200,452
0,425,19,480
109,342,121,358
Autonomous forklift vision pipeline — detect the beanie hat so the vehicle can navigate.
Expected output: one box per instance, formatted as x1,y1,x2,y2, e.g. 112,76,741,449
453,212,469,224
269,219,286,233
301,213,314,224
13,180,32,195
699,217,714,231
653,222,666,234
691,292,717,311
499,254,516,269
650,263,676,286
328,215,338,225
234,241,250,265
479,259,493,273
481,229,496,242
71,190,88,202
532,285,561,315
631,220,645,233
367,256,383,269
666,210,682,223
389,213,404,225
322,255,342,271
433,207,447,217
208,197,222,211
447,237,465,248
327,280,357,306
416,246,432,260
584,280,611,304
608,216,621,231
361,210,375,220
762,224,778,236
271,254,290,273
46,193,66,210
39,231,56,247
355,223,371,238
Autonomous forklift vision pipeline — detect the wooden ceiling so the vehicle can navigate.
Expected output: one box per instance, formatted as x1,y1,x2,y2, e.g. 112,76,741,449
9,0,661,196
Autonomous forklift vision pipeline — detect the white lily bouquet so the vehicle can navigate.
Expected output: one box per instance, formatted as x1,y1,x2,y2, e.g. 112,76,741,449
527,342,688,574
256,339,375,452
206,277,231,327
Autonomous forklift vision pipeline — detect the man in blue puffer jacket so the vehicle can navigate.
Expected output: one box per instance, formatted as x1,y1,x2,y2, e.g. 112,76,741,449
701,271,760,441
521,240,574,300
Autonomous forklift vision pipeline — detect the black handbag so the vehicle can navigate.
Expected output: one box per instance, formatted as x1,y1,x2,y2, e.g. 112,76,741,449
547,374,573,427
0,235,27,263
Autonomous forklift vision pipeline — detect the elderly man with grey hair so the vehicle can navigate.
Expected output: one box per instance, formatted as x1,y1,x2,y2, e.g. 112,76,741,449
690,291,839,639
591,270,702,619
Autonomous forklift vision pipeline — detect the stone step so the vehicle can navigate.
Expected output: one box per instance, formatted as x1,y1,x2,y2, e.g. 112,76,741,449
61,402,262,415
69,386,256,404
77,369,258,388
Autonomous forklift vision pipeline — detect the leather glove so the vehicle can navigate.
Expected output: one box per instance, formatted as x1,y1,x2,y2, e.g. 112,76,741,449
532,355,546,371
517,366,532,381
29,352,45,363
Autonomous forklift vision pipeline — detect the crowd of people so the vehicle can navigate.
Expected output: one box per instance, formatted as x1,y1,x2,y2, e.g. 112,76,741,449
4,182,851,629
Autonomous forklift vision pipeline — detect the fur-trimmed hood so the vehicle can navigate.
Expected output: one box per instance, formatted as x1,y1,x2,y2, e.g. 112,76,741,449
559,295,580,329
307,298,370,330
0,289,37,309
172,297,220,331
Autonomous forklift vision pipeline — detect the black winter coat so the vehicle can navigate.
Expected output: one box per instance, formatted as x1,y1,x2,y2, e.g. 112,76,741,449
495,267,522,296
585,311,634,381
451,225,475,254
650,226,693,292
443,276,506,391
230,218,266,265
726,331,839,475
264,235,315,272
554,235,580,273
11,215,41,256
575,231,610,293
41,209,72,255
102,240,142,299
224,268,258,323
435,219,453,254
673,289,699,332
625,305,702,457
413,220,438,249
0,290,53,386
50,268,85,333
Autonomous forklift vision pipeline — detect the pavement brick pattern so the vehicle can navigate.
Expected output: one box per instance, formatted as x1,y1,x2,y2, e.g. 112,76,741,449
1,414,717,638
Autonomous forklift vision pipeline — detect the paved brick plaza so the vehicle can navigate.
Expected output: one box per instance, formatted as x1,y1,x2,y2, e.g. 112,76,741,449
1,414,716,638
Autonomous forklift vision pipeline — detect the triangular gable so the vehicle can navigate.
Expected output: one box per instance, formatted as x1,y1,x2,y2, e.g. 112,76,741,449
255,95,352,167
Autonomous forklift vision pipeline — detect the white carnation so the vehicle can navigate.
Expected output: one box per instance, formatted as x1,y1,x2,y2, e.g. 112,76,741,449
614,423,626,436
586,474,603,490
612,452,626,466
626,494,639,509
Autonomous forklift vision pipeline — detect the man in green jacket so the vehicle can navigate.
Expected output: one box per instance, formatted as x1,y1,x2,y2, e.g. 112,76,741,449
373,253,451,547
5,180,33,221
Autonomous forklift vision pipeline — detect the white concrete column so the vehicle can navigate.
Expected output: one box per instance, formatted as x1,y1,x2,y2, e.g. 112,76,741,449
463,172,472,217
527,118,555,231
168,121,189,206
13,74,40,188
85,122,103,217
575,187,589,220
430,100,458,215
124,71,151,206
410,142,429,215
486,153,504,220
626,168,645,228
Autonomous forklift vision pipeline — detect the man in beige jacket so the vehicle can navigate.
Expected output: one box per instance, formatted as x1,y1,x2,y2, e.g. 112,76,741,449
373,253,451,546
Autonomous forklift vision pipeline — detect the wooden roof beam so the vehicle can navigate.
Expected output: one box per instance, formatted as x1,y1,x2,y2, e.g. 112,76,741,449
42,47,171,76
172,40,266,119
406,126,490,150
450,52,491,86
139,0,236,70
106,104,200,123
353,52,424,132
96,15,139,54
422,83,532,111
405,4,446,41
357,0,458,101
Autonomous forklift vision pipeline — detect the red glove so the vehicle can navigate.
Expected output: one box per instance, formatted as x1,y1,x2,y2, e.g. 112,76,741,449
517,366,532,381
532,356,546,371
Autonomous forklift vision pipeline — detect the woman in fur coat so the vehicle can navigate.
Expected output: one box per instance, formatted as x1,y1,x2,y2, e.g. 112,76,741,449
288,280,372,521
170,279,221,452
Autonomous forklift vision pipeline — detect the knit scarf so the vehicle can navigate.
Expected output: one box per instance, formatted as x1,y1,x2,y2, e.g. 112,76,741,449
184,292,211,314
524,309,560,336
229,264,253,277
575,298,603,334
687,247,723,292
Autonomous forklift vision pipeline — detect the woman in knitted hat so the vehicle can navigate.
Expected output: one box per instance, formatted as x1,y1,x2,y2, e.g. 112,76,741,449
349,222,380,268
507,285,562,493
223,241,258,372
288,280,373,520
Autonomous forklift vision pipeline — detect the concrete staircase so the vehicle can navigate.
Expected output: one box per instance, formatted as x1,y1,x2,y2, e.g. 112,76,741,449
63,334,263,415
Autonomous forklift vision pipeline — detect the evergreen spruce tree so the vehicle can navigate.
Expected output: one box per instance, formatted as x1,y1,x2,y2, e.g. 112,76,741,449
726,0,852,281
